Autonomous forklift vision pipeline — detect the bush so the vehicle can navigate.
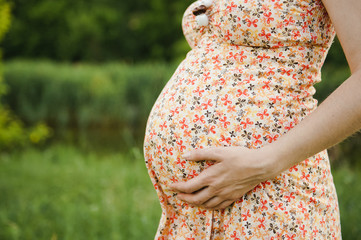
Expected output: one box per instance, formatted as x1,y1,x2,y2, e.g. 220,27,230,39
2,0,193,62
0,2,50,151
0,107,50,149
3,60,178,148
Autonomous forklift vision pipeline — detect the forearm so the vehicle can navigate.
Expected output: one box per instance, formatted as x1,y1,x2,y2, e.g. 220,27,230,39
264,70,361,172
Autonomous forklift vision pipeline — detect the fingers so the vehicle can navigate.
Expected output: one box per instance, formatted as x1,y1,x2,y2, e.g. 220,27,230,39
212,200,234,210
179,192,235,210
183,147,223,162
203,196,235,210
177,187,213,206
169,171,210,193
203,196,224,209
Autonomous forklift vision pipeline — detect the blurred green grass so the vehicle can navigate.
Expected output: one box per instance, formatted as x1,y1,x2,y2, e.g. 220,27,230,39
0,145,360,239
0,145,161,240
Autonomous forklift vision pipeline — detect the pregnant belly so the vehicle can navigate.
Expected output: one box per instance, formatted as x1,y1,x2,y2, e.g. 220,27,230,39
143,48,318,186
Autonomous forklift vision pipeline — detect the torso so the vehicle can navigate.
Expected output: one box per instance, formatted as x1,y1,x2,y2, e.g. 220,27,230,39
144,0,341,239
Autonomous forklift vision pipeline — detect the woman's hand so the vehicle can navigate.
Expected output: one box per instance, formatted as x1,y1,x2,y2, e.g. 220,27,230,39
169,146,281,210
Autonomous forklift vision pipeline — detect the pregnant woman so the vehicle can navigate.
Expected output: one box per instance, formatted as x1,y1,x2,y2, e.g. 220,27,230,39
144,0,361,238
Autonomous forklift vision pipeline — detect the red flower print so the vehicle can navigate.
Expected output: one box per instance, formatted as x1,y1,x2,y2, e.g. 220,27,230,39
256,109,269,119
257,53,271,62
219,116,230,128
262,80,271,90
220,135,231,144
179,118,188,129
244,74,254,83
242,209,251,221
285,234,296,240
196,209,207,215
267,67,276,76
258,217,266,229
260,199,268,211
236,89,249,97
284,192,295,202
264,12,275,24
289,165,298,172
221,94,232,105
170,107,179,116
193,86,205,97
227,105,236,112
280,68,293,76
241,118,253,129
159,121,167,131
176,140,186,152
224,30,233,41
284,16,295,26
270,96,282,103
259,29,271,40
227,2,237,12
193,114,206,124
253,134,262,146
212,55,220,64
301,171,310,181
245,18,258,27
230,231,240,240
176,158,186,168
165,147,173,155
298,203,307,213
203,71,211,81
209,125,216,134
266,134,279,143
188,78,196,85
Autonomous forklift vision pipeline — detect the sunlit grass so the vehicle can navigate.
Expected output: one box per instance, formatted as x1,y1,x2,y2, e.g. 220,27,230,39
332,164,361,239
0,145,161,240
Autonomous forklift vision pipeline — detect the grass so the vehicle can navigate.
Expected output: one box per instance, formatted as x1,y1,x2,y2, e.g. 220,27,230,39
0,145,360,239
0,145,161,240
332,164,361,239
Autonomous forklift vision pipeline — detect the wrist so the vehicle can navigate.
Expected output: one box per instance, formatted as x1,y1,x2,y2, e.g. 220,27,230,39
257,143,289,179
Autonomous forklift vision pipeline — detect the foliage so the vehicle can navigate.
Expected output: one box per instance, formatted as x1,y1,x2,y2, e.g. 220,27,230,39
0,1,51,151
2,0,193,62
0,0,11,41
0,145,360,239
332,164,361,239
0,145,161,240
0,96,51,150
0,107,25,148
3,60,178,148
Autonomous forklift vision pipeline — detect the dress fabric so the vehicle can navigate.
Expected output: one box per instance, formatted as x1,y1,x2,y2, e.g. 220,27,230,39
143,0,342,239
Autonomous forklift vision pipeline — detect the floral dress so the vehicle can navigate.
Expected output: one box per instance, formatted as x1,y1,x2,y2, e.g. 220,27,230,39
143,0,342,239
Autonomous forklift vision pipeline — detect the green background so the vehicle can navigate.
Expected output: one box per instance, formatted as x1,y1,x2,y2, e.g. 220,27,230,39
0,0,360,239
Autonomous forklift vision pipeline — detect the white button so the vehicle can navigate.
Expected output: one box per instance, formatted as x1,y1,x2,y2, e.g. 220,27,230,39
196,14,209,26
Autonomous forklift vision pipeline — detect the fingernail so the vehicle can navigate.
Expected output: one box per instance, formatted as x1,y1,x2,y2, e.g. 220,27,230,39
169,183,177,190
183,152,191,159
177,193,184,199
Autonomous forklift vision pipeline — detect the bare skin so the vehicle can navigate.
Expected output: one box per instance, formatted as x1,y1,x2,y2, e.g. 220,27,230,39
170,0,361,210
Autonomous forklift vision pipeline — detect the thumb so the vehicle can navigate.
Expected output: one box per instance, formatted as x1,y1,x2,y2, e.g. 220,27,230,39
183,147,223,162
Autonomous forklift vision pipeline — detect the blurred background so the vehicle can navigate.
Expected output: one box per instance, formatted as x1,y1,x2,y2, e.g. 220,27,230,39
0,0,360,239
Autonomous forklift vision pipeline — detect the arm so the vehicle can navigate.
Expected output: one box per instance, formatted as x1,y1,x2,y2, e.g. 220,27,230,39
265,0,361,173
170,0,361,209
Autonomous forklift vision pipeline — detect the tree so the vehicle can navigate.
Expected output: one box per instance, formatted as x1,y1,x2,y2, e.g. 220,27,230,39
0,0,50,150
